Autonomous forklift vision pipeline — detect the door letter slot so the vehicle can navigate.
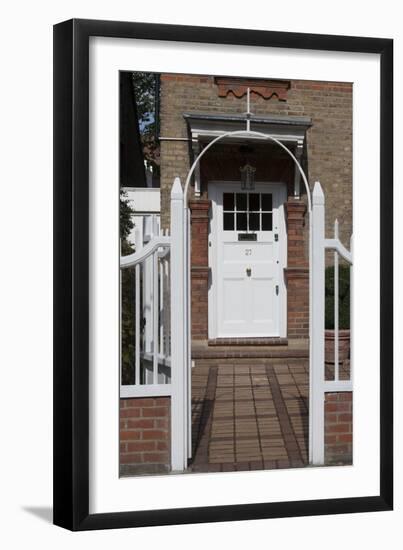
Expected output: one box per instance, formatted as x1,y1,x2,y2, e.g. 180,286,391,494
238,233,257,241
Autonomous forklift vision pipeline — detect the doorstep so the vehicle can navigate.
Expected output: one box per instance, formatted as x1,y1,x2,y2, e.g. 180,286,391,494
192,339,309,360
208,337,288,346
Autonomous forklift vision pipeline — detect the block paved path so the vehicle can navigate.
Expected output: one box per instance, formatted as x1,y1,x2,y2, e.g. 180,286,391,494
190,361,309,472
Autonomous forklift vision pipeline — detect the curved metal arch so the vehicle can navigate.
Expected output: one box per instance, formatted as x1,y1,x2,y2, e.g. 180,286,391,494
182,128,314,462
183,129,311,211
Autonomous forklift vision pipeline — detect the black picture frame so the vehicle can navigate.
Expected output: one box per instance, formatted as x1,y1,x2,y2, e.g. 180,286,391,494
53,18,393,531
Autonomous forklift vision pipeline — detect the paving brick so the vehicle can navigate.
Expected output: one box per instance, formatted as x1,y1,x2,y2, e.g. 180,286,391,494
188,360,352,472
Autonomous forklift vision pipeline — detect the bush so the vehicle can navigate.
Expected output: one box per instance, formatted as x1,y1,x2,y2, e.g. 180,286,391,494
325,264,350,330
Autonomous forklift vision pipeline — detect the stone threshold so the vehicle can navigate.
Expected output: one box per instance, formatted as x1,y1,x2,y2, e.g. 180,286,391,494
208,337,288,347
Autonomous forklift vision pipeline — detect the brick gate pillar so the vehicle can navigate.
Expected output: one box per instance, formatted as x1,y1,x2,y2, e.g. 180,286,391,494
284,199,309,339
189,199,211,340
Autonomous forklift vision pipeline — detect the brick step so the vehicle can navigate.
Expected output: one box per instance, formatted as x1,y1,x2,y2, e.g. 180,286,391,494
191,346,308,362
208,337,288,346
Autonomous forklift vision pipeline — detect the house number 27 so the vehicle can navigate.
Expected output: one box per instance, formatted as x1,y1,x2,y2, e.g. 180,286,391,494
245,249,252,256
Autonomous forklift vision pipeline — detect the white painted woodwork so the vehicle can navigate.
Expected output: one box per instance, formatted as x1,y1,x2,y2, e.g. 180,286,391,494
121,187,160,248
185,207,192,459
153,250,159,384
183,113,311,146
120,235,170,267
119,175,355,470
334,220,340,381
310,181,353,466
293,139,304,198
120,384,172,398
122,187,160,212
323,380,353,393
170,178,188,471
135,263,140,385
324,238,352,264
209,182,287,338
119,179,190,472
311,181,326,465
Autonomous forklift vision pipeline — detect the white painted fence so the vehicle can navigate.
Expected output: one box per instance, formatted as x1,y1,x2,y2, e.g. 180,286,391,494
310,181,353,465
120,177,351,469
120,178,190,471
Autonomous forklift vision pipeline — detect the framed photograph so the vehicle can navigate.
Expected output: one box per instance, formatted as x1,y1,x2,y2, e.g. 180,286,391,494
53,19,393,530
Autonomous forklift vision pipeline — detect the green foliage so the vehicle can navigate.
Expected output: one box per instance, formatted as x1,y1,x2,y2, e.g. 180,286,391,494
131,72,158,137
325,264,350,330
120,189,134,242
132,72,160,178
120,190,136,385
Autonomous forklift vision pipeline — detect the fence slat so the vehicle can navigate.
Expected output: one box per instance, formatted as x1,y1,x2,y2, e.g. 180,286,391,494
350,235,354,386
153,250,158,384
334,219,339,382
159,253,164,358
135,264,140,385
165,233,171,360
311,181,325,465
170,177,187,471
187,208,192,459
120,228,171,392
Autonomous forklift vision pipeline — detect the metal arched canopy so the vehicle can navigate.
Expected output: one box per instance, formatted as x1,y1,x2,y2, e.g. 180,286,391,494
183,129,312,212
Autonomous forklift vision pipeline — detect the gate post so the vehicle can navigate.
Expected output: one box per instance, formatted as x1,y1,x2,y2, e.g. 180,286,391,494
311,181,325,465
170,178,187,471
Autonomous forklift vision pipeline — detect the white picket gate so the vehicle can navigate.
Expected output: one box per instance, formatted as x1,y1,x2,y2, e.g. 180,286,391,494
121,176,352,470
120,178,190,471
310,181,353,464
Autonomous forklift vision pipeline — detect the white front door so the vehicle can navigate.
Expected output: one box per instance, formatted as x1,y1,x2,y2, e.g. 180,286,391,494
209,182,287,338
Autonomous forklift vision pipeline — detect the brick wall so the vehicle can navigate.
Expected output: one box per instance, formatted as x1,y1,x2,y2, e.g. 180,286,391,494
286,271,310,338
160,75,352,248
159,74,352,343
120,397,171,476
285,200,309,338
189,200,211,340
324,392,353,465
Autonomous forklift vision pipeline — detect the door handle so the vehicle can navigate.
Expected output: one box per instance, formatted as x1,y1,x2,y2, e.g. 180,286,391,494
246,267,252,277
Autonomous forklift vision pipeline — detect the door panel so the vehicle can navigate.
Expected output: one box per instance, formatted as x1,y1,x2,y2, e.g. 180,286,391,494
210,183,285,338
223,278,246,323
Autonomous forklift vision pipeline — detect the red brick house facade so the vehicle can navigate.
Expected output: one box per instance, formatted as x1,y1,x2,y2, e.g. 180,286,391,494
159,75,352,349
119,73,353,474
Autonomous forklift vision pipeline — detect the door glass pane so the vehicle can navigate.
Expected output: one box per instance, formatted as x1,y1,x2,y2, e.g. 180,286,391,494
223,193,234,211
223,212,234,230
261,194,272,211
249,193,260,211
262,213,273,230
236,212,247,230
249,212,260,231
236,193,247,211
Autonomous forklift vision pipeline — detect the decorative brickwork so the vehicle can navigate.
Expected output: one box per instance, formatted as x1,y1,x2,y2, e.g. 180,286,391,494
160,75,352,248
119,397,171,475
189,200,211,340
214,77,290,101
324,392,353,464
285,200,309,338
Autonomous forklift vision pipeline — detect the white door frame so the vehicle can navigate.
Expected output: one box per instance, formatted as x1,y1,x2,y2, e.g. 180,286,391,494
208,181,287,340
